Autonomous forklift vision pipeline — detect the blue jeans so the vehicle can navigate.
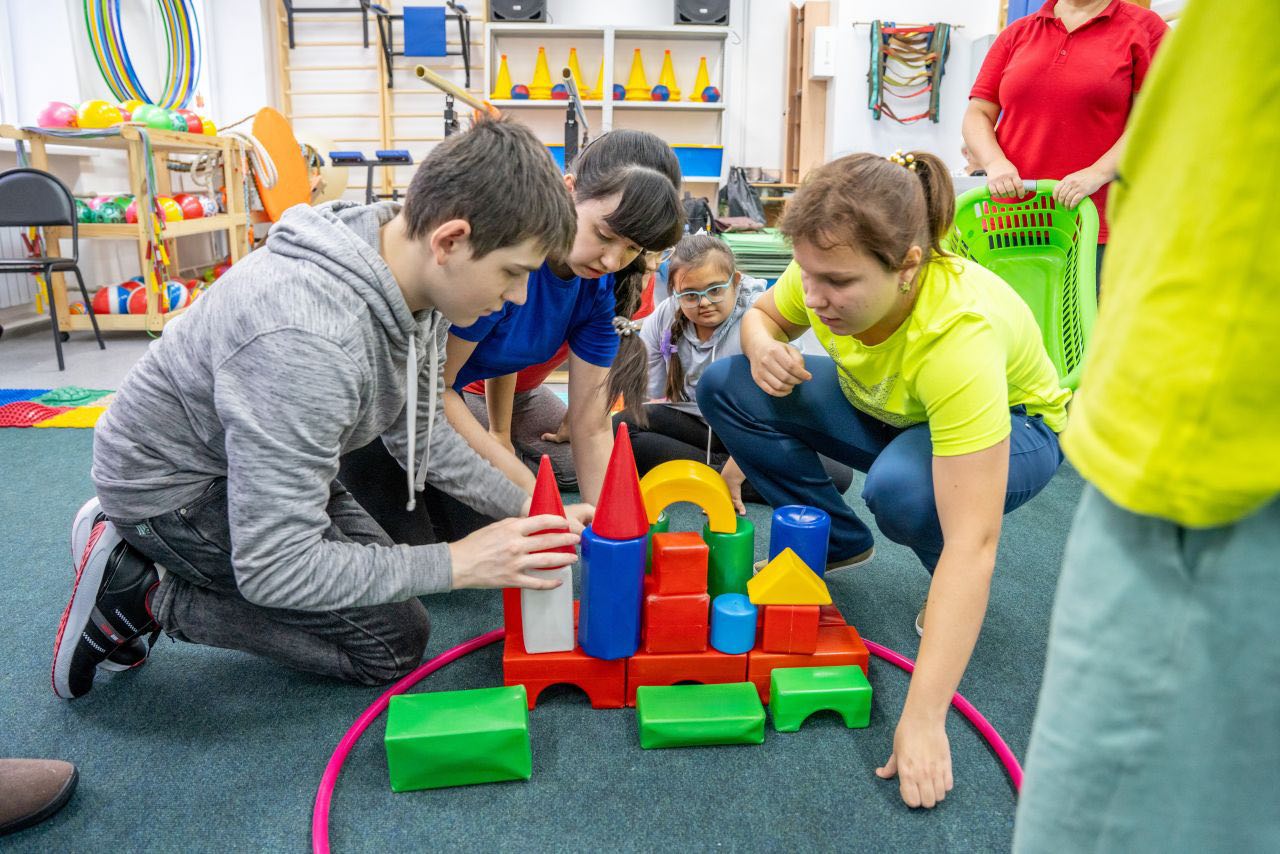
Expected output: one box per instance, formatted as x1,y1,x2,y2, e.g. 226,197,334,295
1014,487,1280,851
697,356,1063,570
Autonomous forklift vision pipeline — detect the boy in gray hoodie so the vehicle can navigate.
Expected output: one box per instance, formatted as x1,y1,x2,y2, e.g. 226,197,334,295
53,118,589,699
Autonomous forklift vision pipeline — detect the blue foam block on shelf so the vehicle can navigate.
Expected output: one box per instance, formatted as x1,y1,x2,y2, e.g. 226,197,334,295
403,6,446,57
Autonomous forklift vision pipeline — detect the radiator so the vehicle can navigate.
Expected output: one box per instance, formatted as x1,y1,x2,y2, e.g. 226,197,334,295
0,227,37,310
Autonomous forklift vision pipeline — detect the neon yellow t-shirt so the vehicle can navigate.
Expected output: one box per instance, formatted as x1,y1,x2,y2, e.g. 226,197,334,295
772,256,1070,456
1061,0,1280,527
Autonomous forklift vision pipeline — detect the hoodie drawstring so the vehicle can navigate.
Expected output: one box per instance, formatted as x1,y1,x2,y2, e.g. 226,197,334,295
404,316,439,511
705,338,718,465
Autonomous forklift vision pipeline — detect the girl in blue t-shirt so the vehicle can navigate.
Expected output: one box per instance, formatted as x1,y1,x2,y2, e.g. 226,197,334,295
442,130,686,507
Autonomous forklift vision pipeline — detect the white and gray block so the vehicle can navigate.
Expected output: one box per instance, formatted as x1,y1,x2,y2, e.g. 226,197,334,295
521,565,575,653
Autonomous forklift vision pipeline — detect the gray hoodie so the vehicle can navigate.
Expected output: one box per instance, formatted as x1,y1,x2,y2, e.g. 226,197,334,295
92,201,528,611
640,274,766,417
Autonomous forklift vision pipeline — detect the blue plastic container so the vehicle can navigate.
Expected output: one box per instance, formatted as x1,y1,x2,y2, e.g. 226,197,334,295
710,593,757,655
672,145,723,180
546,143,565,171
768,505,831,577
578,527,645,660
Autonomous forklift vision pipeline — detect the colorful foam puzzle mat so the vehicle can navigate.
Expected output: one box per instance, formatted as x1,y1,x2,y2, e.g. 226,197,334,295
0,387,112,428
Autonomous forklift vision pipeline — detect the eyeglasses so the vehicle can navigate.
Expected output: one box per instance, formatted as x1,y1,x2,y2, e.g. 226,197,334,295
647,247,676,266
676,281,733,306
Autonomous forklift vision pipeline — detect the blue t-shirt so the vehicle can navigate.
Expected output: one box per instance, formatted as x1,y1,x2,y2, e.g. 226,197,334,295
451,261,619,390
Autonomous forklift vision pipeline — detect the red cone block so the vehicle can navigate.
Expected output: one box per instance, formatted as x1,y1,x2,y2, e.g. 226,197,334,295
529,455,574,556
592,423,649,540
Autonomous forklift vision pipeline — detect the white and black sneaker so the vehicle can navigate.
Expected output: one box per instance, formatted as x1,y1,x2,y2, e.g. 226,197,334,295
70,498,150,672
53,518,159,699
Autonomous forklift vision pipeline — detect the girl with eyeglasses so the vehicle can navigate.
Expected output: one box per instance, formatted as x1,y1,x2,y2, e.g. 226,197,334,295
616,234,852,514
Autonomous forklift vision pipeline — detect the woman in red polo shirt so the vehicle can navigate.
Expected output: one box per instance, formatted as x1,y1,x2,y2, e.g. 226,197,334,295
963,0,1167,284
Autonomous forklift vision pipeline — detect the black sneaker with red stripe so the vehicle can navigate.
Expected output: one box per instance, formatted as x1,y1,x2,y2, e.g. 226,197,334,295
52,519,160,700
70,498,150,672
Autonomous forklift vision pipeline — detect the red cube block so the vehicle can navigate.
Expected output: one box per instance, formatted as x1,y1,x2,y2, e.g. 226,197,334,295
646,591,711,626
761,605,819,654
643,621,708,654
650,531,709,595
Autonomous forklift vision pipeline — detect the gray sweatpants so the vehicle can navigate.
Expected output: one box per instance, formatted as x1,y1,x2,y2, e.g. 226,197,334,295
114,478,430,686
463,386,578,490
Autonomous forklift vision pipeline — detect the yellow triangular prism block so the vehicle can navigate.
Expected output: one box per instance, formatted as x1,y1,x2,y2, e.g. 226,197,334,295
747,548,831,606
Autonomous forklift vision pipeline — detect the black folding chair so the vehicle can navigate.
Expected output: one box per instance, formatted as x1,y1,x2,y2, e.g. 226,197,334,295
0,167,106,370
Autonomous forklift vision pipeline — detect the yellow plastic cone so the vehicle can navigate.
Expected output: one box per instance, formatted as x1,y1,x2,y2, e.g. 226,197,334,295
586,57,605,101
657,49,682,101
491,53,513,100
690,56,711,102
624,49,651,101
566,47,586,94
529,46,554,99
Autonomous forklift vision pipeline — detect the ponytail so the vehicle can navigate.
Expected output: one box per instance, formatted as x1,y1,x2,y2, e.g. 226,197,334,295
903,150,955,264
605,255,651,425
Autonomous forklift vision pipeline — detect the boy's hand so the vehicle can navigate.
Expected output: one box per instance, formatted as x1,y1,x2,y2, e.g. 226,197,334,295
563,503,594,532
448,515,579,590
875,713,954,808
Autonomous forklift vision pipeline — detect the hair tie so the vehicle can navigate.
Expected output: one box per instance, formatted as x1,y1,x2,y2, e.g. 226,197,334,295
659,329,676,360
613,316,642,337
888,149,918,172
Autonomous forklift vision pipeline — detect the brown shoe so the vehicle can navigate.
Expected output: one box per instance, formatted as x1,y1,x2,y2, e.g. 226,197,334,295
0,759,78,836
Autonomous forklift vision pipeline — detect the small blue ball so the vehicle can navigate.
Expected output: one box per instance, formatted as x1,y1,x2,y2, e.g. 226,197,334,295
701,85,722,103
612,83,626,101
651,85,670,101
510,84,531,100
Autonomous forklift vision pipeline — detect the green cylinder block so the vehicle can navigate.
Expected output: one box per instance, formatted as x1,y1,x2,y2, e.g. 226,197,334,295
384,684,532,792
703,514,755,600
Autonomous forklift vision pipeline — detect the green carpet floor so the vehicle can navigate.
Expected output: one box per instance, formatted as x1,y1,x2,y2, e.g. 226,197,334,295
2,428,1083,851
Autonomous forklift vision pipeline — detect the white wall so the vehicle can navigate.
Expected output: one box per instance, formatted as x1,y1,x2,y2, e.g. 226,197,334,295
826,0,1000,170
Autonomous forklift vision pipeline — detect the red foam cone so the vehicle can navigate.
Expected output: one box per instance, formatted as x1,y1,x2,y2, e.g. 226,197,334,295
530,455,575,556
592,423,649,540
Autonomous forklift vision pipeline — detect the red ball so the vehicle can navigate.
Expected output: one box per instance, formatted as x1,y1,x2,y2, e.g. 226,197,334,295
176,109,203,134
126,286,151,314
173,193,204,219
213,261,232,279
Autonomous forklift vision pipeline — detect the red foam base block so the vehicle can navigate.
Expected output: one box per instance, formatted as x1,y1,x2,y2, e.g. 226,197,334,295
747,625,869,703
624,648,747,706
503,629,627,709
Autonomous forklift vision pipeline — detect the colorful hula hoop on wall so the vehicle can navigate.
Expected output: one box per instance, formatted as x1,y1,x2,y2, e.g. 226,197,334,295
83,0,202,110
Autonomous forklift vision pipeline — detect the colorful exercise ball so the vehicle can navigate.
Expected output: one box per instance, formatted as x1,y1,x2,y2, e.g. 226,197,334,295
651,85,671,101
77,100,124,129
213,260,232,279
510,84,530,99
173,193,204,219
69,301,87,315
74,199,96,223
36,101,78,129
130,104,159,124
164,280,191,311
141,107,172,130
701,86,722,103
112,194,133,209
127,287,151,314
201,118,216,136
92,285,132,315
612,83,626,100
175,110,203,134
124,276,146,290
198,196,219,217
166,111,190,132
124,200,139,223
550,84,569,100
156,196,183,222
95,201,125,224
119,99,146,118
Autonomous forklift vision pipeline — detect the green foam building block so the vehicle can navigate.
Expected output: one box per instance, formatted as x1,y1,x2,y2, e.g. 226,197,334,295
384,685,532,792
703,515,755,600
769,665,872,733
636,682,765,748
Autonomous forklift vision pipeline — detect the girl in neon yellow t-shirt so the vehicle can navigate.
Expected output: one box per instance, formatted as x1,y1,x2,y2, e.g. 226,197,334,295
697,151,1070,810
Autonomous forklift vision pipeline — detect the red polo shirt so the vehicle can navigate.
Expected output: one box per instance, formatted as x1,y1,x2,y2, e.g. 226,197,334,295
970,0,1167,241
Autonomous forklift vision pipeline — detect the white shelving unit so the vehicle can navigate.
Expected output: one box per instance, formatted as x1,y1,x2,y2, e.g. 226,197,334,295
483,23,730,188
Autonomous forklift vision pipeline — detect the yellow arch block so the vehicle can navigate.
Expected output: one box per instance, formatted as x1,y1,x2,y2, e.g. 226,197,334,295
638,460,737,534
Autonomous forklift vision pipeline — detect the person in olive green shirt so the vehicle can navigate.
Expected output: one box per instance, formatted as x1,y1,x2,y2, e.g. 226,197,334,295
1014,0,1280,849
698,151,1070,809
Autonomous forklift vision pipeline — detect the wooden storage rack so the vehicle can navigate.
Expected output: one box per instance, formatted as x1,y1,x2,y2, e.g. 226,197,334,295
0,124,250,333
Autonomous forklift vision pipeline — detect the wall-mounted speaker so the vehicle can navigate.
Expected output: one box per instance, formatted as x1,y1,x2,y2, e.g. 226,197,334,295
675,0,729,26
489,0,546,22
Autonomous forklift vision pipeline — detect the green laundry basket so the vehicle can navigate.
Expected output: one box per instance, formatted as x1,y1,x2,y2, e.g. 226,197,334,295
947,180,1099,390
